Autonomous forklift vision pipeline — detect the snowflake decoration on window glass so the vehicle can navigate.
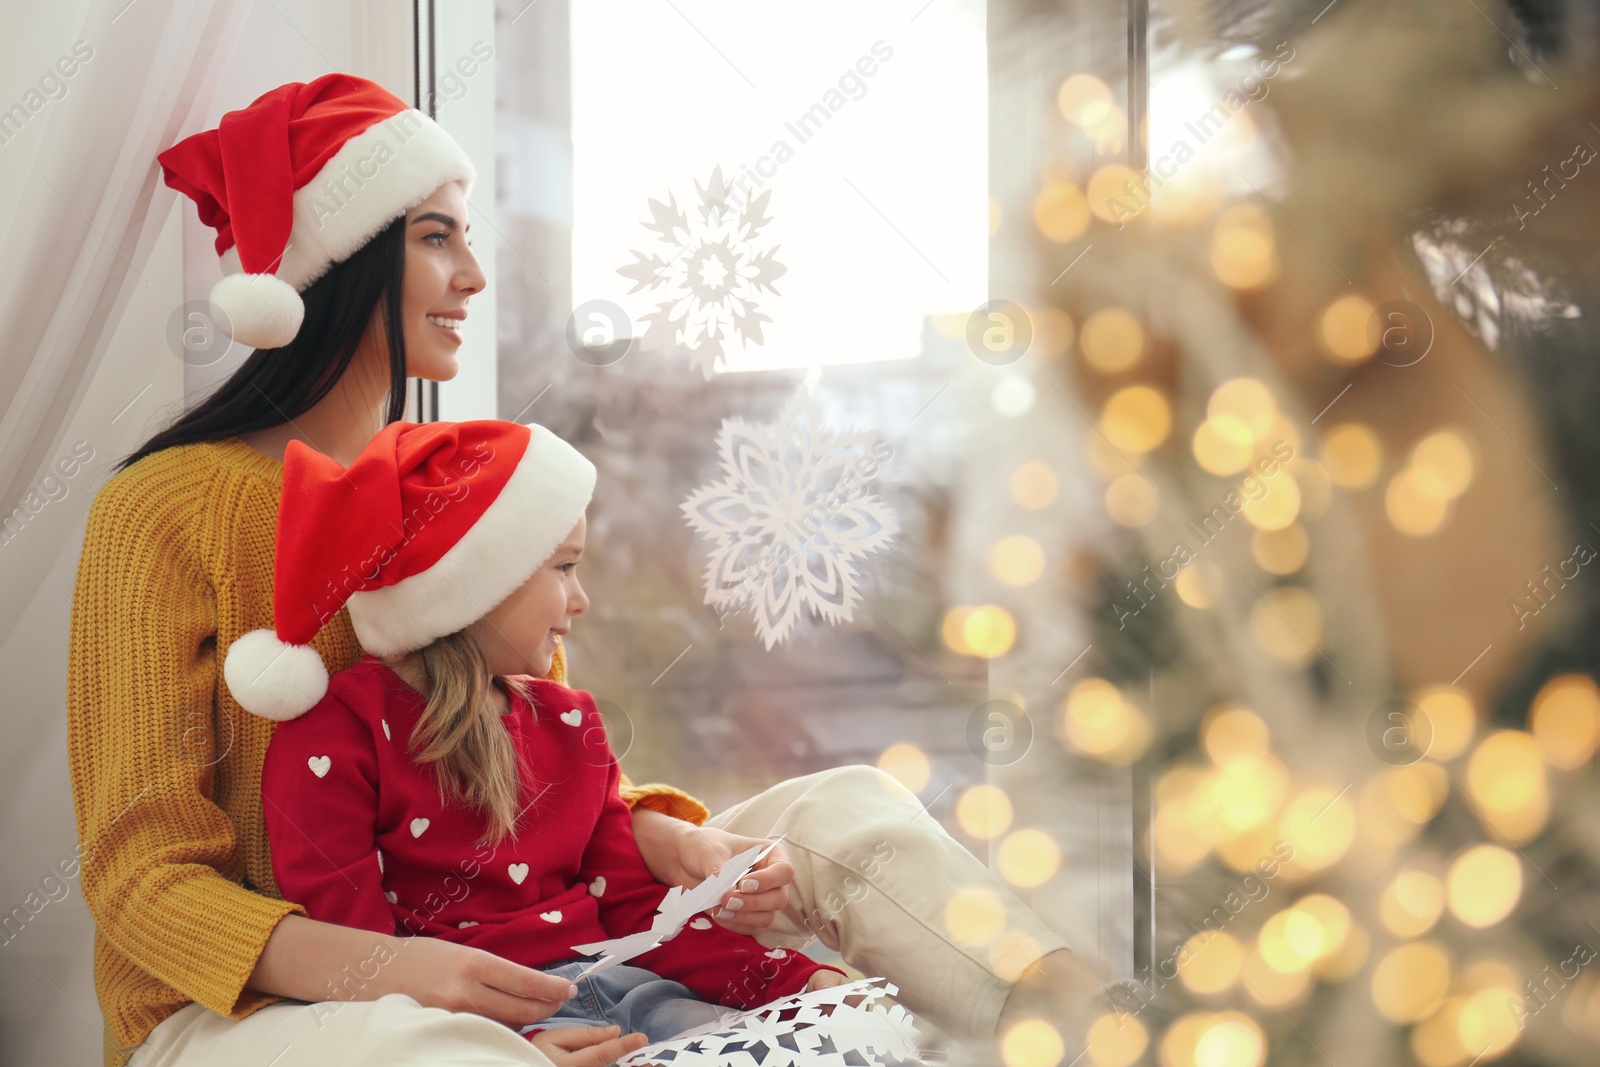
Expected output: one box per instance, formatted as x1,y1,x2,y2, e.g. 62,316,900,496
682,397,900,649
618,166,786,378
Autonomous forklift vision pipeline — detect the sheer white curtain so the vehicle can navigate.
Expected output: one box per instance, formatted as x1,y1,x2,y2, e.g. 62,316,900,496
0,2,250,1062
0,0,251,642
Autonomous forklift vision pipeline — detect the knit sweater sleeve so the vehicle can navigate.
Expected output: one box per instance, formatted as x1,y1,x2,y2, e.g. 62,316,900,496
66,475,305,1020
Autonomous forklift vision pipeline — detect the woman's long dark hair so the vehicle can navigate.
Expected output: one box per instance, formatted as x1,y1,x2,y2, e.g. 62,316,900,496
113,215,410,473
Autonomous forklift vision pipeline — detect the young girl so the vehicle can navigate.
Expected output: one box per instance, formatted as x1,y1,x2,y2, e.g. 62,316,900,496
229,418,845,1063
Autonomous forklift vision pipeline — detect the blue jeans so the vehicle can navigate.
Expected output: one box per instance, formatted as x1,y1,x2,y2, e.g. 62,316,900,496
518,960,730,1044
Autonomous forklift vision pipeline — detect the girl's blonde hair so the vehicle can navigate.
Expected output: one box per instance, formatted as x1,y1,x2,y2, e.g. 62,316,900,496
402,628,539,845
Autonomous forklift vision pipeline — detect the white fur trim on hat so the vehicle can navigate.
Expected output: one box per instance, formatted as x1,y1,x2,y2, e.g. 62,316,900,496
223,628,330,721
210,272,305,350
347,428,597,657
218,108,475,304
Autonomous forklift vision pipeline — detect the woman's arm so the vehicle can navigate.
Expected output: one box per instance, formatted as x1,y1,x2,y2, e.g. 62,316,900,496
250,914,577,1027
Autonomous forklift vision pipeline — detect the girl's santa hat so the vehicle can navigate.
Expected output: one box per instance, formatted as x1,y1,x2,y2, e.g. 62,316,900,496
224,420,595,721
157,73,475,350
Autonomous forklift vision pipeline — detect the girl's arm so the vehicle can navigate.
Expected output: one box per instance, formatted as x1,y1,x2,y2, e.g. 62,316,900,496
630,806,796,936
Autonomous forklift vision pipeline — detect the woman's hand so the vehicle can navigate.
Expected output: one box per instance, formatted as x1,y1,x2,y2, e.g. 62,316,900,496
527,1024,649,1067
249,916,578,1031
630,810,794,936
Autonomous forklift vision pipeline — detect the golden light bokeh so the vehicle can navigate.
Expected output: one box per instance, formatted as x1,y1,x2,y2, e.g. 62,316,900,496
1456,984,1523,1059
1086,1012,1147,1067
876,742,930,794
1105,473,1160,527
1385,467,1452,536
990,535,1048,586
1175,561,1223,609
1035,181,1091,243
998,828,1062,888
1100,385,1172,454
1211,204,1278,290
1529,673,1600,770
1320,422,1383,489
945,886,1008,947
1011,461,1060,509
1178,931,1244,995
1193,419,1255,475
1057,73,1113,126
1251,523,1309,575
1312,920,1369,982
1087,164,1144,223
1239,471,1301,531
1193,1013,1265,1067
1278,785,1356,873
1152,764,1220,873
1201,704,1270,762
1240,944,1313,1007
957,783,1015,839
1379,868,1445,938
1445,845,1521,928
1211,752,1289,834
1410,429,1476,500
1002,1018,1065,1067
1080,307,1145,373
1411,684,1477,762
1032,305,1076,359
1207,378,1277,445
1248,587,1322,664
1371,940,1451,1022
1059,677,1152,764
1465,730,1550,843
1318,293,1378,364
963,605,1019,659
1258,906,1326,974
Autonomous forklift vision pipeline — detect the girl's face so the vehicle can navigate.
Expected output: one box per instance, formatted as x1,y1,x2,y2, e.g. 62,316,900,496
467,515,590,679
396,180,486,382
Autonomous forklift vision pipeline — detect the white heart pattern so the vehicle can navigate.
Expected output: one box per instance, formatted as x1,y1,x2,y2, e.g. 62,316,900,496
560,708,583,727
458,920,479,928
307,755,331,778
410,817,430,838
385,890,397,904
508,863,529,885
540,910,562,923
375,850,384,873
382,719,391,740
588,876,606,898
765,948,788,959
690,917,713,930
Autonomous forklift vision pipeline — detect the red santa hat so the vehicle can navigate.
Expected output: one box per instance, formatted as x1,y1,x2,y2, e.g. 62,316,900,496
157,73,475,350
224,420,596,721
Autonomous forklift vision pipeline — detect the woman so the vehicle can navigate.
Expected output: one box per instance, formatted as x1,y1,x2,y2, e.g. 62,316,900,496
67,74,1101,1067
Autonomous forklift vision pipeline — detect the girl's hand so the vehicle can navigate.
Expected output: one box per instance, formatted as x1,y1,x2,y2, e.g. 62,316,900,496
805,969,849,992
630,811,794,936
527,1024,649,1067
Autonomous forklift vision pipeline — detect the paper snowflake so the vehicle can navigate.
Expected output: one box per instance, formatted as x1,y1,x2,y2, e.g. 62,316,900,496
618,166,786,378
617,978,921,1067
681,398,900,649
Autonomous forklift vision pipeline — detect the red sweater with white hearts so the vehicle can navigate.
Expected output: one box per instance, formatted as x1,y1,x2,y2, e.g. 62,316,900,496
261,655,834,1008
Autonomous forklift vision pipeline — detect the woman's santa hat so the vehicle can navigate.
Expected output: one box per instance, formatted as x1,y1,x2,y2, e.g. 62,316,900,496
157,73,475,350
224,420,596,721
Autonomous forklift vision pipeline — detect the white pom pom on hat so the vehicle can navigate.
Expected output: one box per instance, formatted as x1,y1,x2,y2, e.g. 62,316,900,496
222,628,330,721
210,273,305,351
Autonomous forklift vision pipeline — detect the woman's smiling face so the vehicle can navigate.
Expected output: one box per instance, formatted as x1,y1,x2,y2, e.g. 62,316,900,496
396,179,486,381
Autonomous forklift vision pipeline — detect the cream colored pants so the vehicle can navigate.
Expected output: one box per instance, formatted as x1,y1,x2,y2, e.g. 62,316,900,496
129,766,1069,1066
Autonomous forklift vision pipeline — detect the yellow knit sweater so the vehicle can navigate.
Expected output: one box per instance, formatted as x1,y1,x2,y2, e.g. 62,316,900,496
66,436,710,1067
